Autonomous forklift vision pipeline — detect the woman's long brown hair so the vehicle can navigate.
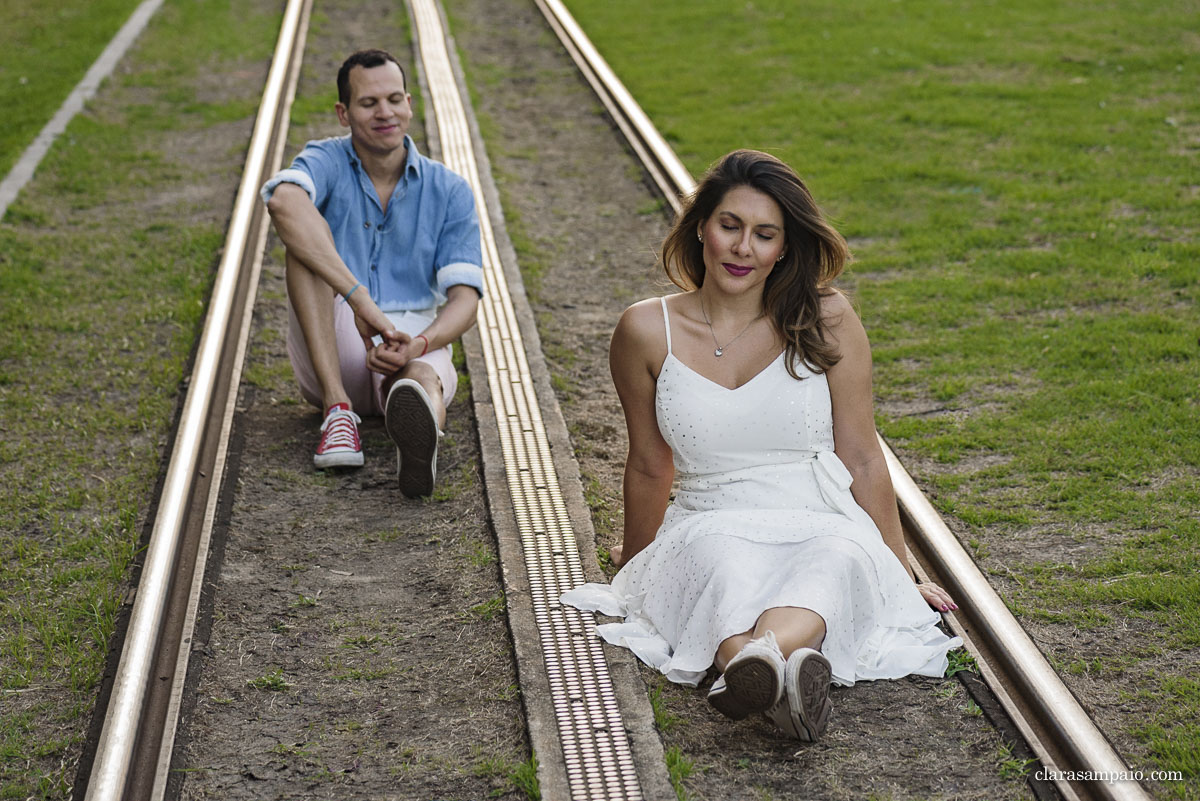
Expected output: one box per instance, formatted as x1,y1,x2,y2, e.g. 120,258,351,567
661,149,850,378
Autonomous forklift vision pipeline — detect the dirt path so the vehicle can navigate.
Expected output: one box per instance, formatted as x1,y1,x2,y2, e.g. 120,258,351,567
442,0,1038,798
170,2,529,799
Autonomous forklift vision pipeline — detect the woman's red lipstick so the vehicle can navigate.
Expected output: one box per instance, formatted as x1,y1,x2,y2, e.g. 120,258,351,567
722,262,752,277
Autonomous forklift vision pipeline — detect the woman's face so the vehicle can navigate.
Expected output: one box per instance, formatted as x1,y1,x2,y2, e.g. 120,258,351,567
698,185,786,297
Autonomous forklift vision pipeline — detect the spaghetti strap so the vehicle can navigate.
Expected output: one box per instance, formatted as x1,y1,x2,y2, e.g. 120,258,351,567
659,296,673,354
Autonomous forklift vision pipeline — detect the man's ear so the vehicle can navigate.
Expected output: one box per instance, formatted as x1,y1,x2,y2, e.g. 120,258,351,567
335,102,350,128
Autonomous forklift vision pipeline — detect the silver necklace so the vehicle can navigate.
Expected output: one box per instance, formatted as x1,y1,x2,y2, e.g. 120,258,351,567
699,294,761,357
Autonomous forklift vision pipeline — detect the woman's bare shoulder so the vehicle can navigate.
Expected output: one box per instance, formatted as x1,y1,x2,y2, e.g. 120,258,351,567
610,297,673,378
614,297,669,345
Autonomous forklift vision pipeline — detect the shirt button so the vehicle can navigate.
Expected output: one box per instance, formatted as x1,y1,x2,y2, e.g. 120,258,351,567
364,221,371,229
371,264,377,271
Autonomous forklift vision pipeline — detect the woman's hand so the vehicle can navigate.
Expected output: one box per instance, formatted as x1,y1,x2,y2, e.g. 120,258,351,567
917,582,958,613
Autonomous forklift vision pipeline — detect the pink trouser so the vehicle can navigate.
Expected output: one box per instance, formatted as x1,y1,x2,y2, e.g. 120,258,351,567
286,296,457,416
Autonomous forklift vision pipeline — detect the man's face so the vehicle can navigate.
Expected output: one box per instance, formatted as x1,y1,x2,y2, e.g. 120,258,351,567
336,62,412,156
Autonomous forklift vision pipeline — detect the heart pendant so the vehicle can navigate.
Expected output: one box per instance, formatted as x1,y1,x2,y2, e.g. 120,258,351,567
714,348,723,357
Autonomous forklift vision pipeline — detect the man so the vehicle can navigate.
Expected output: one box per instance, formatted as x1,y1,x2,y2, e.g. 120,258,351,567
261,49,482,497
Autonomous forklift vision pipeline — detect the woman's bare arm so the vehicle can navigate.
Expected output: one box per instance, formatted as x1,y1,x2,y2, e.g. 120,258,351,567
823,292,956,612
609,300,675,566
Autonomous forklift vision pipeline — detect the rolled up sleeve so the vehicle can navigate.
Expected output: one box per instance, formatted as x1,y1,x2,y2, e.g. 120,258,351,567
260,167,316,205
259,140,338,207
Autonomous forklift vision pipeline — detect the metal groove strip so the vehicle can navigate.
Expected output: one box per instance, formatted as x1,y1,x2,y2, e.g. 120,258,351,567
408,0,643,798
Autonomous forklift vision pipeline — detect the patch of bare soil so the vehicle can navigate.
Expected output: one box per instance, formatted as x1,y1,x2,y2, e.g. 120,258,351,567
173,400,525,800
442,0,1035,798
171,2,528,799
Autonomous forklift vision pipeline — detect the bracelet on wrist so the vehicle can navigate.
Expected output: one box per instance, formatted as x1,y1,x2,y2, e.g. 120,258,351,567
343,282,362,301
415,334,429,356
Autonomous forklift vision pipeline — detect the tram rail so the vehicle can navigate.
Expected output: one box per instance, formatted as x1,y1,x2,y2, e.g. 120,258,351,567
75,0,1156,799
80,0,314,798
528,2,1155,800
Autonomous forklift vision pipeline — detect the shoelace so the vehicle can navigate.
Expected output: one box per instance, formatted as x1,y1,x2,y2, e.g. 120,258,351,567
319,409,361,451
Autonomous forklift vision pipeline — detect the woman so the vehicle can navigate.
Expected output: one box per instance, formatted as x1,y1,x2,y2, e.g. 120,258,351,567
561,150,961,740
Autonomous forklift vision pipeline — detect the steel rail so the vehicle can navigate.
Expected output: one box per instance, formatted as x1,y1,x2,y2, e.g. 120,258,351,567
531,0,689,217
528,2,1152,800
82,0,311,797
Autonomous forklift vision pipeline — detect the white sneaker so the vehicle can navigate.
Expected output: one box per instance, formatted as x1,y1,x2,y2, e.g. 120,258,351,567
385,378,441,498
765,647,832,741
707,631,785,720
313,403,363,468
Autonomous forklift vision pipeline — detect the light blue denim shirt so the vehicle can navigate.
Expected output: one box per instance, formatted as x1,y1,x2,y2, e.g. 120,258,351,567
260,135,483,312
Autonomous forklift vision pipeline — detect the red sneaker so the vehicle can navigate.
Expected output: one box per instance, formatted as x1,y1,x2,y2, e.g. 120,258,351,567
314,403,363,468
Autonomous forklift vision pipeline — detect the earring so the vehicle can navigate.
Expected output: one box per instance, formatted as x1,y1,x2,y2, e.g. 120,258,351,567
776,253,784,262
697,233,703,243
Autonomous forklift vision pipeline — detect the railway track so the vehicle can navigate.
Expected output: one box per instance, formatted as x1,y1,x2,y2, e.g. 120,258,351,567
81,0,315,797
528,2,1156,800
76,0,1156,799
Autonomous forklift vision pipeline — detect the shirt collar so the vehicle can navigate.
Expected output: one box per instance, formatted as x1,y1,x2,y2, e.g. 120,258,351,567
402,136,423,179
340,134,423,180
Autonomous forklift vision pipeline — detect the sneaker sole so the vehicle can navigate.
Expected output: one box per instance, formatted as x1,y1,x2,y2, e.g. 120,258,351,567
386,381,439,498
709,656,781,720
790,650,833,741
313,450,365,469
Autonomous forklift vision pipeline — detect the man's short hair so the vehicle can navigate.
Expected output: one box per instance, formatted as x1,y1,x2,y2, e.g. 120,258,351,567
337,49,407,105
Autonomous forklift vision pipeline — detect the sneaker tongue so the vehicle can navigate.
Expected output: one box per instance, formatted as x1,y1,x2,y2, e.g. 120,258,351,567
326,402,351,416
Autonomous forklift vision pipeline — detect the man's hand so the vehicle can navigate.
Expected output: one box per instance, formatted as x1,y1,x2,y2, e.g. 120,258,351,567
346,290,403,351
366,336,417,375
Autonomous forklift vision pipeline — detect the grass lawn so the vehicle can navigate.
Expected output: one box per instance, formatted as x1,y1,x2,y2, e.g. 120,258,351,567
0,0,279,795
0,0,148,178
563,0,1198,795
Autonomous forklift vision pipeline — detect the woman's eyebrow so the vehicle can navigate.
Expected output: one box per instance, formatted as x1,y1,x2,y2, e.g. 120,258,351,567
717,210,781,230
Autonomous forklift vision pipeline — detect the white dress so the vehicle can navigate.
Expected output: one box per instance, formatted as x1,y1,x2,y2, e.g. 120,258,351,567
561,298,961,687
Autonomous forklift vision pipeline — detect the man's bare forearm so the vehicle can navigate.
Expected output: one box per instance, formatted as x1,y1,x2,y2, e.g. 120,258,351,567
267,184,360,294
417,284,479,351
268,183,398,340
